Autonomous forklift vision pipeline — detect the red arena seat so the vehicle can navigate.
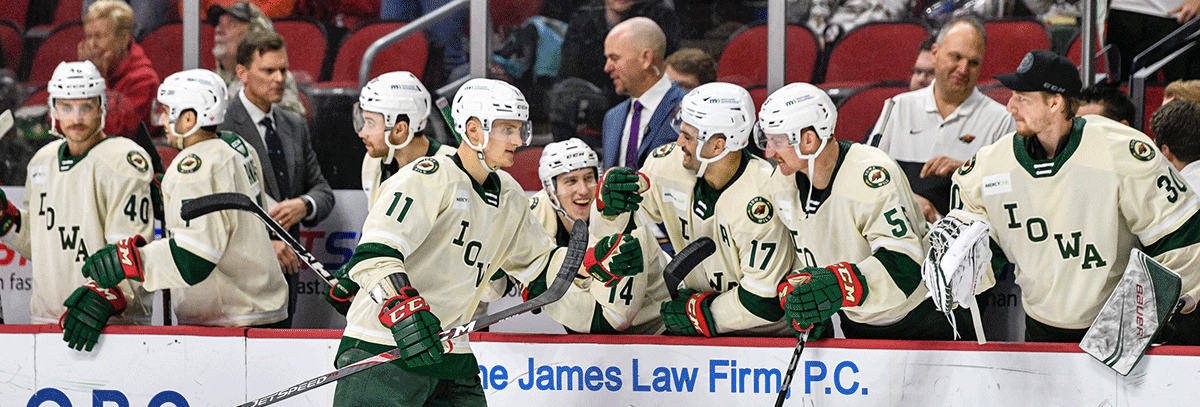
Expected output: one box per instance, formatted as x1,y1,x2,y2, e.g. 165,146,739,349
717,24,819,86
28,22,85,85
981,19,1051,80
823,22,930,85
138,22,217,78
272,18,327,83
322,21,428,88
834,83,909,143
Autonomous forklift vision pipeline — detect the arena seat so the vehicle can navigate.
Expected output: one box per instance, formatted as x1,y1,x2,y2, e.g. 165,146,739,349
27,22,84,85
822,21,929,85
1068,31,1110,75
272,18,327,83
0,20,21,72
1141,85,1165,137
322,21,428,88
834,83,909,143
52,0,84,28
981,19,1051,80
491,0,544,30
0,0,29,29
511,146,544,191
138,22,217,78
717,24,818,86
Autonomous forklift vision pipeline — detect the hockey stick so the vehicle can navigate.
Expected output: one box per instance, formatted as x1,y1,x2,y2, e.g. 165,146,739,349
180,192,336,284
0,109,13,141
774,331,809,407
233,220,589,407
664,237,716,299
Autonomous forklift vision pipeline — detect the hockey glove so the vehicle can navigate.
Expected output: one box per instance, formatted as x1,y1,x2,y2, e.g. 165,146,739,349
323,266,359,315
584,233,644,287
0,188,18,237
378,286,444,368
660,289,718,337
82,235,148,289
61,281,126,352
595,167,648,217
779,263,869,337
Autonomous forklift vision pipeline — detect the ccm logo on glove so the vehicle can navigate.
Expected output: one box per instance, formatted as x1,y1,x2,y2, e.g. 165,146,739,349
384,297,430,324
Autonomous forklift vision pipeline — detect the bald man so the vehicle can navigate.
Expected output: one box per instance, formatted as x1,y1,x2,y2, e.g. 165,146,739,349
600,17,685,169
558,0,680,107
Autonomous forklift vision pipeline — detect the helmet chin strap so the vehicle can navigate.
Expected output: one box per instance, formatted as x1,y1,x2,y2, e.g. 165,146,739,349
383,127,414,165
167,118,201,149
694,142,732,178
465,130,497,173
795,137,829,220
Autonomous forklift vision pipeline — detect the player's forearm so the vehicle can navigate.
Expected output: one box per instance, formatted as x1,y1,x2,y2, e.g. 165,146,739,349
138,239,215,291
709,287,783,334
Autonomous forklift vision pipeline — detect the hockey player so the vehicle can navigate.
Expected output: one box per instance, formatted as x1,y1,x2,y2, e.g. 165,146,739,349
0,61,154,338
530,138,670,334
71,69,287,351
762,83,963,340
330,78,642,406
934,50,1200,342
323,71,456,314
595,82,796,337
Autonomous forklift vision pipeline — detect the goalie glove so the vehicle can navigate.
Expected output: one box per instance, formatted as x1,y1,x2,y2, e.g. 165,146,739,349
660,289,718,337
779,263,869,336
82,235,148,289
595,167,649,217
584,233,644,287
378,286,445,368
61,281,127,352
0,188,19,236
923,213,991,333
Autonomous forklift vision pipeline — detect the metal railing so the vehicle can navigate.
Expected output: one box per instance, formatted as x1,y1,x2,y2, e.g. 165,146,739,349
1129,17,1200,130
358,0,489,88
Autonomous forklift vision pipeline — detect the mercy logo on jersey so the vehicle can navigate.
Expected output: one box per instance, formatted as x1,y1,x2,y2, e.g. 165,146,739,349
862,166,890,188
30,165,49,184
1129,140,1155,162
746,197,774,224
981,173,1012,196
126,152,149,173
414,157,439,174
177,154,201,174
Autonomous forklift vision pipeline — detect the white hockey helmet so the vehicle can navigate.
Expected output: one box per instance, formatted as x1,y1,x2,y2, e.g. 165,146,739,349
450,78,532,171
539,138,600,214
155,69,228,146
47,61,107,137
755,82,837,150
355,71,432,164
671,82,755,177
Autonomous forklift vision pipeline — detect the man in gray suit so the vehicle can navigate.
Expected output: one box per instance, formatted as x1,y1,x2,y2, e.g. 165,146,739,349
219,32,334,326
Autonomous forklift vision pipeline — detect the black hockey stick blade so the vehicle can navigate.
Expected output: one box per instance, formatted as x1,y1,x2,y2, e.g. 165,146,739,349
181,192,336,284
665,237,716,299
774,331,809,407
233,220,590,407
134,121,165,174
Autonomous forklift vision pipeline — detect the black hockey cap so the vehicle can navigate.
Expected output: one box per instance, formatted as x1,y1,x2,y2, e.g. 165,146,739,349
206,2,262,25
993,49,1082,98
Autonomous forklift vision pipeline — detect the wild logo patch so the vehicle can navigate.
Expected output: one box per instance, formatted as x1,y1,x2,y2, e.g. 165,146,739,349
177,154,202,174
863,166,890,188
414,157,439,174
1129,140,1155,162
126,151,149,172
652,143,675,158
958,155,976,175
746,196,774,224
959,134,976,143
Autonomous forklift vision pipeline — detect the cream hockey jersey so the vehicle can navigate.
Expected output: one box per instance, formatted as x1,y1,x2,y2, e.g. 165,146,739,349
529,189,670,334
342,154,569,353
950,116,1200,329
767,141,930,326
139,132,287,327
594,144,795,335
2,137,155,324
361,139,456,206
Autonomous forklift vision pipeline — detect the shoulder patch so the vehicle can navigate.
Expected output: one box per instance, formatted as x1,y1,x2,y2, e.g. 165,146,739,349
413,157,439,174
177,154,202,174
746,196,774,224
863,166,891,188
1129,140,1155,162
652,143,675,158
126,151,149,173
958,155,976,176
529,196,540,210
219,132,251,158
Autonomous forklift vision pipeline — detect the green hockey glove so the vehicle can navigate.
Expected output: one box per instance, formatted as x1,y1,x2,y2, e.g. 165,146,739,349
780,263,869,336
378,286,444,368
61,281,127,352
595,167,648,216
82,235,148,289
584,233,644,287
660,289,718,337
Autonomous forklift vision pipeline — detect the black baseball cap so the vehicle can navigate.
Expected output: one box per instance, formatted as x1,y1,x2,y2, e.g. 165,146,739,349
993,49,1082,98
206,2,256,25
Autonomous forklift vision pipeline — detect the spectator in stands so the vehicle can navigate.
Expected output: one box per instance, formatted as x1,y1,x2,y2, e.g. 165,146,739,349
870,16,1014,223
664,48,716,92
208,2,306,116
1153,99,1200,186
77,0,160,139
559,0,680,108
808,0,911,43
220,32,334,327
910,36,936,90
600,17,685,169
1164,79,1200,104
1109,0,1200,82
1076,85,1137,126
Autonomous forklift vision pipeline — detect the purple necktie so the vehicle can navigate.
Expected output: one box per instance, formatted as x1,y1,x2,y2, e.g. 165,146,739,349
626,101,643,169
